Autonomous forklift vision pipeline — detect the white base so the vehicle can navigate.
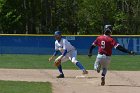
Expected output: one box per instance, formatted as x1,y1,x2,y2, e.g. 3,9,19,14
75,75,86,79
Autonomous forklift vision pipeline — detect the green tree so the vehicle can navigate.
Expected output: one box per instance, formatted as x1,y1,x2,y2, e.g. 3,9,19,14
0,0,140,34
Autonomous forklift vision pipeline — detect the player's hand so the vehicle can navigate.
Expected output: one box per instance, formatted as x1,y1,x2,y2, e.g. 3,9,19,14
88,53,92,58
48,57,53,62
129,51,135,55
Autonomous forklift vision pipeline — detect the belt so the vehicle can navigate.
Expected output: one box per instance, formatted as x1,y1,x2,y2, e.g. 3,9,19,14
99,53,110,56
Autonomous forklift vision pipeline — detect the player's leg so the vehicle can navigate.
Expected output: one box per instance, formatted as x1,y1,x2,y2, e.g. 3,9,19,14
55,55,69,78
57,65,64,78
94,59,101,73
94,54,104,73
100,56,110,77
100,56,111,86
69,50,88,74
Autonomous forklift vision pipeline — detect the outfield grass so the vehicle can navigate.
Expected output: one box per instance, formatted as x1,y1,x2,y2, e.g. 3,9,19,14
0,80,52,93
0,54,139,70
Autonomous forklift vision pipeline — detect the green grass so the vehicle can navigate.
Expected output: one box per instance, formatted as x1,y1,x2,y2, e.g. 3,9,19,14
109,55,140,71
0,80,52,93
0,54,139,70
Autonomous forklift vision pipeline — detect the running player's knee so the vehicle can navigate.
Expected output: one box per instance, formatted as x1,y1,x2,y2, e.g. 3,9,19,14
102,68,107,76
103,68,107,70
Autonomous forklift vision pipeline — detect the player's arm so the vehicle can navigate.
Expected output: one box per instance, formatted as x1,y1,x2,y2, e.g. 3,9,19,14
48,50,59,62
49,49,68,61
59,39,68,60
49,42,59,62
88,38,99,57
116,45,135,55
59,49,67,60
88,44,96,57
112,38,135,55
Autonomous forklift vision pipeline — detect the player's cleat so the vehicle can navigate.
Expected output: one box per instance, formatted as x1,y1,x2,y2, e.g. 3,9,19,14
101,76,105,86
56,74,65,78
97,64,101,73
82,70,88,74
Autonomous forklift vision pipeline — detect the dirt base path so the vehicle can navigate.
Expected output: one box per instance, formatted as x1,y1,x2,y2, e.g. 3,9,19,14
0,69,139,93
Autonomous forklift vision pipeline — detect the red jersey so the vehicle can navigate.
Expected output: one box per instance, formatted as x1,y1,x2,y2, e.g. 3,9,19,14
93,35,119,56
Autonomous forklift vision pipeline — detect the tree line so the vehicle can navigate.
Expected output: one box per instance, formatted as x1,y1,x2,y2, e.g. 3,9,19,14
0,0,140,35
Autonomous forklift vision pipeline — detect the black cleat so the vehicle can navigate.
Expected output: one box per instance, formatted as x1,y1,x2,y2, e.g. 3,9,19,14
82,70,88,74
56,74,65,78
101,76,105,86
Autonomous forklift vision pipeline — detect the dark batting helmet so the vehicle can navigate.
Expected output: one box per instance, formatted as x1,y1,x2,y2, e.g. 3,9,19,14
104,25,113,34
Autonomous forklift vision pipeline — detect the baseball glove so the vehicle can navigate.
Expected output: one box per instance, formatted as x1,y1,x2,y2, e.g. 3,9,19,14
54,59,61,67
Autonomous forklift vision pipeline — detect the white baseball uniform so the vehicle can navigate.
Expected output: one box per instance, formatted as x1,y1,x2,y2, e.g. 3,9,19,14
55,38,78,64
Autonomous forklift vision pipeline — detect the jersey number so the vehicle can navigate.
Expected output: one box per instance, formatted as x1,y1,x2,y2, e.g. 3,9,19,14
101,41,105,49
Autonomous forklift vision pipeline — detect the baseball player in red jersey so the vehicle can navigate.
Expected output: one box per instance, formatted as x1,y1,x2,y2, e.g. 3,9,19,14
88,25,135,86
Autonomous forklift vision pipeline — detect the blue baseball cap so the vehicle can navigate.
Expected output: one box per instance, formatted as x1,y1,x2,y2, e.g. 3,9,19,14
54,31,61,36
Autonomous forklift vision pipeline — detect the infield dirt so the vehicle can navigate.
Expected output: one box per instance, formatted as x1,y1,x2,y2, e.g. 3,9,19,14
0,69,139,93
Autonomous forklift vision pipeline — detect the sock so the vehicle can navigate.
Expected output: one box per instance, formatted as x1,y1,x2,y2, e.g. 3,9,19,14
76,62,85,71
102,68,107,77
57,65,64,75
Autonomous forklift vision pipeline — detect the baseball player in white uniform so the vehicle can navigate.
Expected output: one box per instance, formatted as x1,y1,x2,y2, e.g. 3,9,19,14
49,31,88,78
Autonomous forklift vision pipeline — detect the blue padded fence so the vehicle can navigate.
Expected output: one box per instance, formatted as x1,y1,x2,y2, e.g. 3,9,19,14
0,35,139,55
